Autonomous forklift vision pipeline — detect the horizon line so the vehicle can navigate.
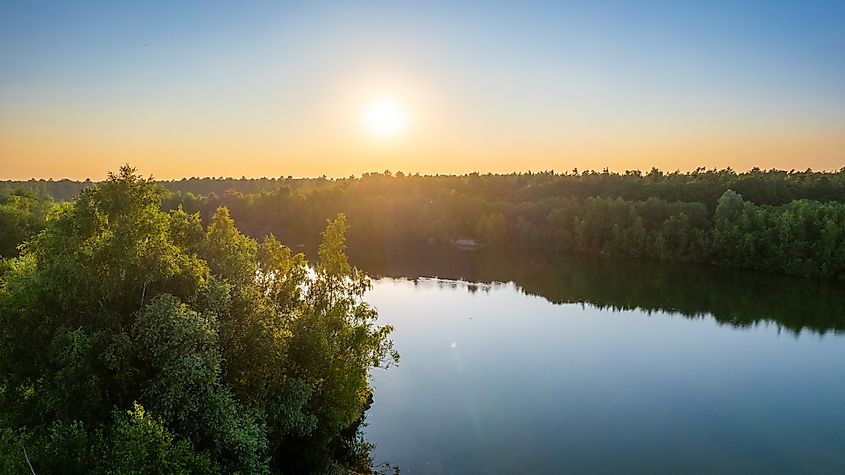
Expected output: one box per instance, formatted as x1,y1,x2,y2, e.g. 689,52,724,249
3,164,845,182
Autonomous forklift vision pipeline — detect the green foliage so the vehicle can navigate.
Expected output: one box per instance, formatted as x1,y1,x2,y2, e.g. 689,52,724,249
110,402,217,475
0,166,396,472
203,207,258,284
0,427,31,474
32,420,108,474
290,214,398,439
475,213,508,247
0,189,52,258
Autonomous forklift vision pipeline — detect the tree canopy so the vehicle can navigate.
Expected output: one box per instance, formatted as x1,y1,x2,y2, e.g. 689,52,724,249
5,167,845,279
0,166,396,473
158,171,845,279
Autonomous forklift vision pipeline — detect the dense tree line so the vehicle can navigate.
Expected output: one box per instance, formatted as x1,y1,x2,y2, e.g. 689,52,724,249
0,179,91,202
4,167,845,279
0,190,52,258
0,167,397,473
156,170,845,280
7,167,845,207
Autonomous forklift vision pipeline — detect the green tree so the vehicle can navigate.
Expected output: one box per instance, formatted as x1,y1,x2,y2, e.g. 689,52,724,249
0,189,52,258
110,402,217,475
0,167,396,473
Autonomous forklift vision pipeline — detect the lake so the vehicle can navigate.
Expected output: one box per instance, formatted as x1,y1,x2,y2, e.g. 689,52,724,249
349,246,845,474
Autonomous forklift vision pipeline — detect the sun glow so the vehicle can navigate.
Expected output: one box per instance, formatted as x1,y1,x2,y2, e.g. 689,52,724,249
362,98,408,137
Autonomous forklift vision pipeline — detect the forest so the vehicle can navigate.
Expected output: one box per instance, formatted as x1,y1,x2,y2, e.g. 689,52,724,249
4,167,845,279
0,167,397,473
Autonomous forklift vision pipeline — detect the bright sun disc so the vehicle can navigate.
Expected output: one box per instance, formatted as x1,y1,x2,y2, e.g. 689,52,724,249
362,98,407,137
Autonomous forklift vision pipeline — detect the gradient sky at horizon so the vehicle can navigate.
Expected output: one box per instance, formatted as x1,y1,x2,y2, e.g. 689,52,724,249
1,1,843,179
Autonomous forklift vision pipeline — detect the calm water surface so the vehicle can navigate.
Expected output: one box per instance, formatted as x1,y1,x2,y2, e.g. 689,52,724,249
352,247,845,474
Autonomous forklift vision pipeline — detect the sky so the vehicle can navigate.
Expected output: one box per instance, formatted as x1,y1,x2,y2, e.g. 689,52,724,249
1,1,843,179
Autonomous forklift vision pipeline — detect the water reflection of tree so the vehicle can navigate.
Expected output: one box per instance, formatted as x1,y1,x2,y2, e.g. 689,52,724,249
334,416,400,475
349,243,845,336
281,412,400,474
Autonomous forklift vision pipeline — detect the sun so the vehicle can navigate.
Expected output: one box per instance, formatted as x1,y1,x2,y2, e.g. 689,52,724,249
362,98,408,137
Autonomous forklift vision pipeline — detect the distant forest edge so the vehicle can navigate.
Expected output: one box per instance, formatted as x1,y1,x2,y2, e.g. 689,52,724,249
4,167,845,279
